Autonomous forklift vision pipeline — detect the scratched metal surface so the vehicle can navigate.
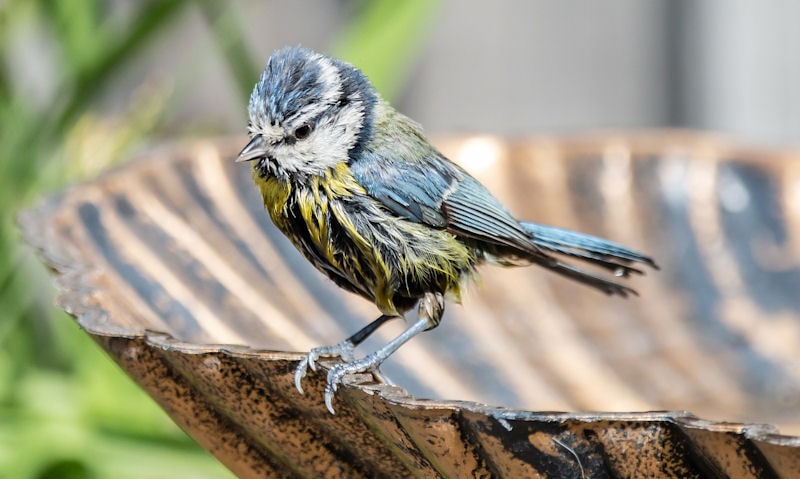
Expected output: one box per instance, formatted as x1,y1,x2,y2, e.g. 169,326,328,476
21,132,800,478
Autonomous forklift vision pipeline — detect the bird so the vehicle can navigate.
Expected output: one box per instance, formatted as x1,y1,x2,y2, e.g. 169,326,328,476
237,46,658,413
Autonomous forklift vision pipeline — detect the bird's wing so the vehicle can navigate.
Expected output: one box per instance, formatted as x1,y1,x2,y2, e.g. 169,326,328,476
350,148,653,297
350,150,537,254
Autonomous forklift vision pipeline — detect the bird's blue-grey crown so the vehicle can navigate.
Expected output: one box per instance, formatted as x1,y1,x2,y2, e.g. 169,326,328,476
242,46,377,179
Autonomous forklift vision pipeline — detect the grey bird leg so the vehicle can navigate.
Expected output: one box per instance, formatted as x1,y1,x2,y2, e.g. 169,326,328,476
324,292,445,414
294,314,398,394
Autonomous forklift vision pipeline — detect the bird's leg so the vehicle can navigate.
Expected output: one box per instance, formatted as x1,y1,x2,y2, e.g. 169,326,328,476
294,314,398,394
324,292,445,414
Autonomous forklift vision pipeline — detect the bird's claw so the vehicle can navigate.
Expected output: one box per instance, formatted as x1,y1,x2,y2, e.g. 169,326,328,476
323,353,382,414
294,356,311,395
324,382,338,414
294,340,356,396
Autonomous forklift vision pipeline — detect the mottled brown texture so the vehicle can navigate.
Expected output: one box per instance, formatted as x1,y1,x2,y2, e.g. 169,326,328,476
21,133,800,478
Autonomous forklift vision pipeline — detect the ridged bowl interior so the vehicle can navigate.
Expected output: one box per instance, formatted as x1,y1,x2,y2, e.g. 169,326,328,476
22,132,800,478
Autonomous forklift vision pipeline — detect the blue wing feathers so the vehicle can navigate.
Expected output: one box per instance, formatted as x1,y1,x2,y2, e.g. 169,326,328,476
350,147,656,296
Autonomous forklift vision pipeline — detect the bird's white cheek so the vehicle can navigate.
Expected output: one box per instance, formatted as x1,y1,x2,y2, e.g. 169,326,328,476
281,105,364,175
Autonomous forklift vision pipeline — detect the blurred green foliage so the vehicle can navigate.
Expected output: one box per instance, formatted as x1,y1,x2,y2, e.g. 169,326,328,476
0,0,437,477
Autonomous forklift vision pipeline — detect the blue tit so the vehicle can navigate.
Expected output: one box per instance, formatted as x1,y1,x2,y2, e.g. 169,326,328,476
238,46,658,413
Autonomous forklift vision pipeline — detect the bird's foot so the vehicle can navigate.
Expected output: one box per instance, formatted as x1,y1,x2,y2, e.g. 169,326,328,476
294,340,355,395
301,298,443,414
324,352,385,414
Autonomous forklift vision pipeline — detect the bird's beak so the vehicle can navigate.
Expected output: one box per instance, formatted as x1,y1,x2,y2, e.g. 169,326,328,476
236,136,268,163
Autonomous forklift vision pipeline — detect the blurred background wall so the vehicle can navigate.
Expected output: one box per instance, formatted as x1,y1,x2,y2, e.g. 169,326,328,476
2,1,799,478
14,1,800,145
22,0,796,143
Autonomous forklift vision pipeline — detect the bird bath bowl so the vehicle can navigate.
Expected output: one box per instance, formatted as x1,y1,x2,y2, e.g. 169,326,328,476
21,132,800,477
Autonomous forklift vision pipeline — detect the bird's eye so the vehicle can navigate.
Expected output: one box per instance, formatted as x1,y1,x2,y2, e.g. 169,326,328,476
293,124,312,140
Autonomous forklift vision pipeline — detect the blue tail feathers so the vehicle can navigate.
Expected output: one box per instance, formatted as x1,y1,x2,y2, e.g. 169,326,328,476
519,222,658,296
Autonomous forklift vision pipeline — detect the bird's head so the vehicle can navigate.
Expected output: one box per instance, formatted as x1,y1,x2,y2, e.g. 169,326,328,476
238,46,377,180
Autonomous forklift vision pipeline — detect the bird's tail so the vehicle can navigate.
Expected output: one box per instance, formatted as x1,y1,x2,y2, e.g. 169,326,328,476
520,222,658,297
